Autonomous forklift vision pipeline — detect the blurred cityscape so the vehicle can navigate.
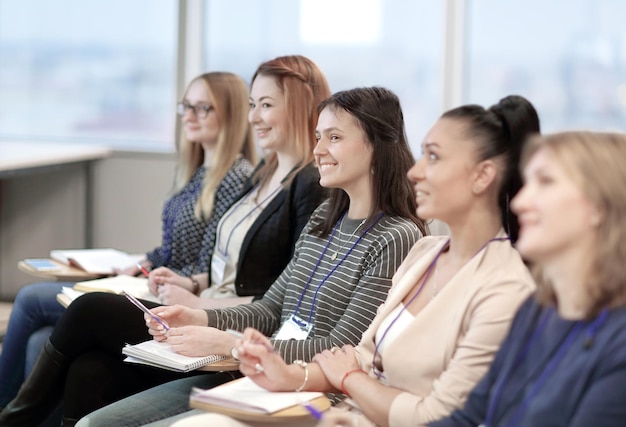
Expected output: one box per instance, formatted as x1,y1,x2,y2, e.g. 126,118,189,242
0,0,624,153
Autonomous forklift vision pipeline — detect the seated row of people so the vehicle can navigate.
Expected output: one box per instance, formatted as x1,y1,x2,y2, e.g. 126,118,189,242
0,55,332,427
2,53,625,427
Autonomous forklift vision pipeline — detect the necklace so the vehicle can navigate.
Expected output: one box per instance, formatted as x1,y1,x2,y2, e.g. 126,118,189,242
331,217,366,261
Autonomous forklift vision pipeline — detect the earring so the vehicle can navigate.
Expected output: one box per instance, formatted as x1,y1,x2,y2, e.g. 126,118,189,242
472,187,481,194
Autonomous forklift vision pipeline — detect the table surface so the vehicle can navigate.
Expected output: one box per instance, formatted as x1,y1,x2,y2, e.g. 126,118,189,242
0,141,111,173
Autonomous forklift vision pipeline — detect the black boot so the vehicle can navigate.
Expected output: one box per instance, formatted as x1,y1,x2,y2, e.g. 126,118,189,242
0,340,68,426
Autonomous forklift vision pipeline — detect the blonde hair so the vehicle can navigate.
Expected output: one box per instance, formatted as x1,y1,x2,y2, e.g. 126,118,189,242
250,55,331,186
522,131,626,317
173,72,257,220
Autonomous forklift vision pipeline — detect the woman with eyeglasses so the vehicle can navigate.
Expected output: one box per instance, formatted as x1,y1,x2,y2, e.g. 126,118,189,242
142,55,331,309
0,55,330,427
0,71,257,425
177,95,540,427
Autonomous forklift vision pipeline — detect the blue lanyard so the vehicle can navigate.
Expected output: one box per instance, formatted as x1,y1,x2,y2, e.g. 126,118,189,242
216,185,281,256
482,308,609,427
293,211,384,323
372,236,510,379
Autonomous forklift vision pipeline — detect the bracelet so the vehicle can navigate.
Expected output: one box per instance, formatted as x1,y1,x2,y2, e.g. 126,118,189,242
340,369,367,396
292,360,308,392
189,276,200,295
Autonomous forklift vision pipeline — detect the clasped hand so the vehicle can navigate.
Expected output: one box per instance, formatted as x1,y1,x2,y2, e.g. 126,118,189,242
143,305,232,356
235,327,361,394
234,328,296,391
314,344,360,391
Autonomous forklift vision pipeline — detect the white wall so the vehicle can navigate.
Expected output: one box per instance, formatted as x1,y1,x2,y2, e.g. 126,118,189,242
0,151,176,299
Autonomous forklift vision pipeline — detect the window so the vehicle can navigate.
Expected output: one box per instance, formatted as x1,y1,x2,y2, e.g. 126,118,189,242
204,0,444,152
0,0,178,149
466,0,626,132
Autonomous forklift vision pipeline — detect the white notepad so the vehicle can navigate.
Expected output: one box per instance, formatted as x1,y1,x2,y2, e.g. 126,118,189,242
73,276,159,303
50,248,140,275
122,340,227,372
190,376,324,414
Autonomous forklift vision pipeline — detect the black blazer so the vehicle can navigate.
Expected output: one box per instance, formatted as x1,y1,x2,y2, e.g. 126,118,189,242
211,162,326,298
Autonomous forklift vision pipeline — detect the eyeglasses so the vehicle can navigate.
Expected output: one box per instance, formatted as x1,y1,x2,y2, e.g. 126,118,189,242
176,102,214,119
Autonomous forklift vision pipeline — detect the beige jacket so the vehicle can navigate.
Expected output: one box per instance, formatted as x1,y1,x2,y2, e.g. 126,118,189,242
351,231,535,427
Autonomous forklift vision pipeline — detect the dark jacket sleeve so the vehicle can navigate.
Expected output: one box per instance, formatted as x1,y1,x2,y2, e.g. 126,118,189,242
428,296,537,427
234,163,326,297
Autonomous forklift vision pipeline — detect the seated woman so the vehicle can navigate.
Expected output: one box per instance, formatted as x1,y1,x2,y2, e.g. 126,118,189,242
425,131,626,427
144,54,330,310
173,95,540,427
0,86,426,427
0,70,257,419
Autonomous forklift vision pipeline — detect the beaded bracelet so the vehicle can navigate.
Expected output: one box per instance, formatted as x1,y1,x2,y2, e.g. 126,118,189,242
340,369,368,396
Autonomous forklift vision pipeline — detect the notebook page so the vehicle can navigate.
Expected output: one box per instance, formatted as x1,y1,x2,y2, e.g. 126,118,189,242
122,340,226,372
190,377,323,414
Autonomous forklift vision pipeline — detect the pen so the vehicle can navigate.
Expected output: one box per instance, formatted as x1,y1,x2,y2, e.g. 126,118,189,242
137,263,151,277
226,329,274,352
226,329,244,339
123,291,170,331
301,402,323,420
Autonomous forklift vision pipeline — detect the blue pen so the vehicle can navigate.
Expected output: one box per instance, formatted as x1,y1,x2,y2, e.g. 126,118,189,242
301,402,323,420
123,291,170,331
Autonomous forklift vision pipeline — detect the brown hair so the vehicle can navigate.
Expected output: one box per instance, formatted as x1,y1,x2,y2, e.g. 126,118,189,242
314,87,427,236
522,131,626,318
174,72,257,220
250,55,331,187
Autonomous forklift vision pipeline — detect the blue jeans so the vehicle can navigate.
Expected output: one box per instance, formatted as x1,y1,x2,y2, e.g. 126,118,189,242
0,282,67,408
76,372,239,427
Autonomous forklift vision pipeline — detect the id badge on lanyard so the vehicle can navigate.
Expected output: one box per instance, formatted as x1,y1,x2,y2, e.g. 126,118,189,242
211,252,228,285
274,314,313,340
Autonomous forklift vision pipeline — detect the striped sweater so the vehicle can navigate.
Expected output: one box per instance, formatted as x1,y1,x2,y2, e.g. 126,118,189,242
205,200,422,363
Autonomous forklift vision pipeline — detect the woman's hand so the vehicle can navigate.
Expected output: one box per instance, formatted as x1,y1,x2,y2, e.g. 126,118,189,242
114,264,140,277
165,326,235,357
235,328,304,392
144,304,207,341
157,284,202,307
148,267,188,296
314,345,360,391
115,260,151,277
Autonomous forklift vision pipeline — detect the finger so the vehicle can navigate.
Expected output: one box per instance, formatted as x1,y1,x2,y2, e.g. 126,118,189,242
243,327,271,344
239,360,266,377
241,341,273,360
242,328,273,352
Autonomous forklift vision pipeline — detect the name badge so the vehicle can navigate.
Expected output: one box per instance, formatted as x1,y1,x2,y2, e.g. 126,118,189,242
274,314,313,340
211,252,228,285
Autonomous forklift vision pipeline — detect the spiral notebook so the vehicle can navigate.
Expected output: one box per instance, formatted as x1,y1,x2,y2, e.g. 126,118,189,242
122,340,227,372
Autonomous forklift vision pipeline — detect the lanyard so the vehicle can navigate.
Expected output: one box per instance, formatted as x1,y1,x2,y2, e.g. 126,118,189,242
481,308,609,427
216,184,281,256
162,168,203,263
372,236,510,379
293,211,384,323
